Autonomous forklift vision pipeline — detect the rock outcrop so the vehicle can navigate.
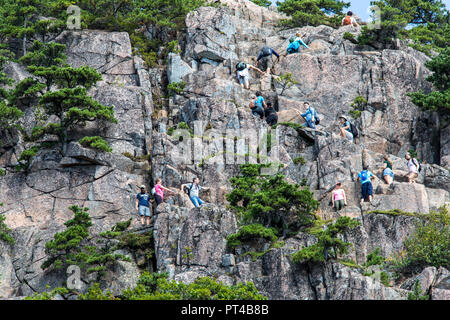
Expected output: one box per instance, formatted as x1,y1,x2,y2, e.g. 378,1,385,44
0,0,448,300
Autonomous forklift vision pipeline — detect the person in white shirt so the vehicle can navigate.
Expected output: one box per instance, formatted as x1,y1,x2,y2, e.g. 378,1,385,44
341,11,359,28
235,62,264,89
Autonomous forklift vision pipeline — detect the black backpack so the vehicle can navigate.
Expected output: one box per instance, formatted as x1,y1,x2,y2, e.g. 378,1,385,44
260,46,272,57
350,122,358,138
236,62,247,71
183,183,194,196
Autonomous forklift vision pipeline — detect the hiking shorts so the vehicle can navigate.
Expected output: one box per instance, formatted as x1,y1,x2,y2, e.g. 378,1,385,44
361,182,373,200
139,205,151,217
259,55,273,71
335,199,345,212
238,74,249,87
383,168,394,178
345,130,354,141
407,172,418,181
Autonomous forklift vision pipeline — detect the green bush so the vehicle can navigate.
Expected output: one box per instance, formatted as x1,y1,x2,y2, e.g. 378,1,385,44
349,96,367,119
407,280,430,300
121,272,267,300
41,206,131,281
226,164,319,237
167,81,186,96
293,156,306,166
402,207,450,269
0,203,14,245
226,224,278,248
292,216,360,264
79,136,112,153
78,283,117,300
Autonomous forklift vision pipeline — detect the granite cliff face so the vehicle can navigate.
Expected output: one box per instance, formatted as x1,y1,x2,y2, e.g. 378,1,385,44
0,0,449,300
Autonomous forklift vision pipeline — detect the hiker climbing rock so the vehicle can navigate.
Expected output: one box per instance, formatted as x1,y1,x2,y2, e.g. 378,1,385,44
136,185,152,226
301,102,318,129
257,46,280,75
235,61,264,90
331,182,347,212
381,155,395,186
264,102,278,126
154,178,175,207
405,153,420,183
341,11,359,28
339,115,354,142
285,32,309,55
249,92,266,119
357,165,375,205
181,177,209,208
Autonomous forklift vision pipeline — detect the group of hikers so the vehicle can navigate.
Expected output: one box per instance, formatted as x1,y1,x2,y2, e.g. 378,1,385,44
331,153,422,212
135,11,422,222
135,177,208,226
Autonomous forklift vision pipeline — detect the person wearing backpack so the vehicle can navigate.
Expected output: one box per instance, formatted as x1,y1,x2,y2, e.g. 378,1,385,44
235,62,263,90
249,92,266,119
339,115,354,142
301,102,318,129
257,46,280,75
405,153,420,183
181,177,209,208
341,11,359,28
286,33,309,55
264,102,278,126
136,185,152,226
357,165,375,205
381,155,394,186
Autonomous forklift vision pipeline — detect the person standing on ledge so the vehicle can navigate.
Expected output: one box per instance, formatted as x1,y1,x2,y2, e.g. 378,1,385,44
136,185,152,226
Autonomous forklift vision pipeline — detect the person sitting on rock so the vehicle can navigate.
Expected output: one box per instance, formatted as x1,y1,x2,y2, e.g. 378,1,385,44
381,155,394,186
331,182,347,212
286,33,309,55
301,102,317,129
357,165,375,205
257,46,280,75
249,92,266,119
341,11,359,28
136,185,152,226
405,153,420,184
181,177,209,208
235,61,263,90
339,115,354,142
154,178,175,208
264,102,278,126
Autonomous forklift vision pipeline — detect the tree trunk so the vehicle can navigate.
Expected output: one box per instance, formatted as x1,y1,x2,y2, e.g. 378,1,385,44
22,16,28,56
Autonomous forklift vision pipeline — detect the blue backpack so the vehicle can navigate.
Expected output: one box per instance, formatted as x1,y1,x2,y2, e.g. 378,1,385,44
287,41,300,54
360,170,368,181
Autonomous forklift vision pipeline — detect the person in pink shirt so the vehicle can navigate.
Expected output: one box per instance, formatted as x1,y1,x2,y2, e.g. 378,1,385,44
154,178,174,207
331,182,347,212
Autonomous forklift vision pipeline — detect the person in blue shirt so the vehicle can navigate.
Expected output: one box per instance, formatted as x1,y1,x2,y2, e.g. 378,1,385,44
301,102,317,129
286,32,309,55
357,166,375,205
249,91,266,119
136,185,152,226
257,46,280,75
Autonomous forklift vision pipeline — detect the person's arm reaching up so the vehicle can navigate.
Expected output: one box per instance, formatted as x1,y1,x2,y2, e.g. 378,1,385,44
299,39,309,49
271,48,280,60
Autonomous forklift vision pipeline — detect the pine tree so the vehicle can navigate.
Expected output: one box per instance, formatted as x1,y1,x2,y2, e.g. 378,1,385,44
0,45,23,130
277,0,350,28
17,41,117,154
0,0,65,56
226,164,319,237
408,48,450,114
251,0,272,7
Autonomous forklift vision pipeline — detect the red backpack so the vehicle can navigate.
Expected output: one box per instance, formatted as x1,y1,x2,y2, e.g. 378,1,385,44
343,16,352,25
